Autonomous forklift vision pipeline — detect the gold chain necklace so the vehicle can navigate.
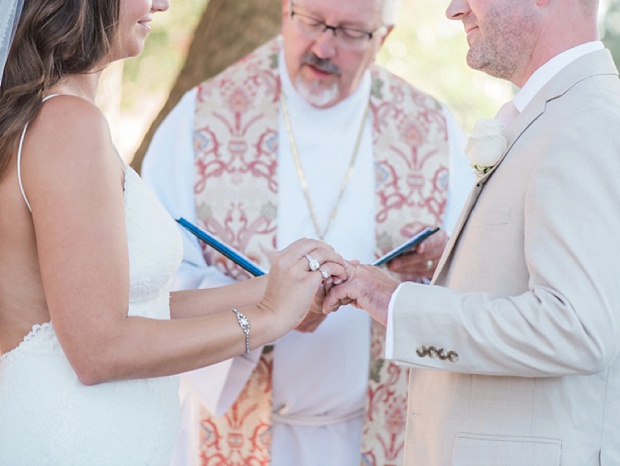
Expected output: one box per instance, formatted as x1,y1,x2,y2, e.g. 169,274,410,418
280,92,370,240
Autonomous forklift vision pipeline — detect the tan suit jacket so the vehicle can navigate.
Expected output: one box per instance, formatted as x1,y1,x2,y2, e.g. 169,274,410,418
392,49,620,465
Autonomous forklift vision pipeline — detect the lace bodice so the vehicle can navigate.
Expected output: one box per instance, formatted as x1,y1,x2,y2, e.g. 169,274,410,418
124,166,183,314
0,167,184,465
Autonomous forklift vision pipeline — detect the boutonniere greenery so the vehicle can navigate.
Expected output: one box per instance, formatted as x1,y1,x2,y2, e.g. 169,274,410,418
465,119,507,176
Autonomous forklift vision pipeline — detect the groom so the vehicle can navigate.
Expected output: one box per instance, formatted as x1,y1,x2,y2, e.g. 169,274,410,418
325,0,620,464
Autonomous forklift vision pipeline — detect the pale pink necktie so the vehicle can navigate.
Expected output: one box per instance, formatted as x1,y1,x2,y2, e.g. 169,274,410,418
495,100,519,126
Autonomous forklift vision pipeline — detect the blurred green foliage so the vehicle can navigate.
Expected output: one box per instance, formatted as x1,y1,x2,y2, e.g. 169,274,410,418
377,1,514,132
120,0,208,112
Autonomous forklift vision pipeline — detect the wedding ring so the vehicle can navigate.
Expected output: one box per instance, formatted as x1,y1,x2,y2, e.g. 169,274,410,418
426,259,434,271
304,253,320,272
319,268,329,279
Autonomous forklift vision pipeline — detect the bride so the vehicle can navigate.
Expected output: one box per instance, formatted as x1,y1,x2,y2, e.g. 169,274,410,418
0,0,347,464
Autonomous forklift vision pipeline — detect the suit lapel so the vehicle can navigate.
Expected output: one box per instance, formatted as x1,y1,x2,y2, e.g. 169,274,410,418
431,103,544,284
432,49,619,284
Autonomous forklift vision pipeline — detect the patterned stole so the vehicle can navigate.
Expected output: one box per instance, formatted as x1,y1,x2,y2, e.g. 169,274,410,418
192,38,449,466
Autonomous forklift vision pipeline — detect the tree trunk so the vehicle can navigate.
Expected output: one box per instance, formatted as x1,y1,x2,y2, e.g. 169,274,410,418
132,0,282,172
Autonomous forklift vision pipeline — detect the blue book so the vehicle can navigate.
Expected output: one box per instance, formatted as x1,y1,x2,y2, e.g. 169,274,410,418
176,218,266,277
178,217,438,274
373,227,440,267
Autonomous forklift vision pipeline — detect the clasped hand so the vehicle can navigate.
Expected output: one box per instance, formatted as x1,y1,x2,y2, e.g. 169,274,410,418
267,230,442,332
260,238,349,333
296,260,400,332
322,262,400,326
302,228,446,329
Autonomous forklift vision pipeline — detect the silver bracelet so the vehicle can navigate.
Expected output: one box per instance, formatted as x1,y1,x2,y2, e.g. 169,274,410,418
231,308,250,354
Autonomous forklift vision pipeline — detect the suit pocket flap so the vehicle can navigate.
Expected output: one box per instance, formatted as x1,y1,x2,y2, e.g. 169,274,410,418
452,433,561,466
469,207,511,227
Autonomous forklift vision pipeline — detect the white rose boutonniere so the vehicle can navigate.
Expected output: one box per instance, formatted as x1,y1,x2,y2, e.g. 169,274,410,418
465,119,507,176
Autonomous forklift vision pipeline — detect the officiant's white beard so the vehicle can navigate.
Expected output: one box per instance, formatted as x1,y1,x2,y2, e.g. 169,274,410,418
294,75,340,108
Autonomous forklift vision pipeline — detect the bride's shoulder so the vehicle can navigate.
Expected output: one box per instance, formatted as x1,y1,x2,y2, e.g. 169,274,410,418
19,94,120,208
35,95,109,138
24,95,115,168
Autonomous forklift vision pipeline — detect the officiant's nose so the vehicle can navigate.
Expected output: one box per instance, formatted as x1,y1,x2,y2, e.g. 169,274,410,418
312,28,338,58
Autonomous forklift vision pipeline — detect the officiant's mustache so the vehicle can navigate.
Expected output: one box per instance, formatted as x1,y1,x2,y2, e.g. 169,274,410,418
302,53,341,76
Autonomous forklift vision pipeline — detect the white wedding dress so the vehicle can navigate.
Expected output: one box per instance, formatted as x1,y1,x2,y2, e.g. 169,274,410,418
0,162,184,465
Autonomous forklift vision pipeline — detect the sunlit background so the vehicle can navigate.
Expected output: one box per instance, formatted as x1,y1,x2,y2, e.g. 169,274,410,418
104,0,620,162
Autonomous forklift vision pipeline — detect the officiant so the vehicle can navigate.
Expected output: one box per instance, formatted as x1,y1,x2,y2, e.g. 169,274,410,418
142,0,473,464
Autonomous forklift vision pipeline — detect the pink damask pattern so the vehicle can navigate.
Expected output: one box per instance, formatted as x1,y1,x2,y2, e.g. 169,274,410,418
193,42,280,281
192,38,449,466
198,350,274,466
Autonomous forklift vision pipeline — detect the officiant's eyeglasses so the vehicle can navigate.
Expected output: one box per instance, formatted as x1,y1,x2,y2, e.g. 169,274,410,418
290,5,386,50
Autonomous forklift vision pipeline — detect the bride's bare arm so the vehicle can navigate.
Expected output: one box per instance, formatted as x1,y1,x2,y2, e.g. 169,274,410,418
169,276,267,319
24,97,346,385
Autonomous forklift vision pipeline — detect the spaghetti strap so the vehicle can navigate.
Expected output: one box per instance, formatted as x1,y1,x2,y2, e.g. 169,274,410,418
17,94,62,212
113,146,128,172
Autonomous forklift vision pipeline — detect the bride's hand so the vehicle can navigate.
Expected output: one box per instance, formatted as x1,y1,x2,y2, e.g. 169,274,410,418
258,239,347,329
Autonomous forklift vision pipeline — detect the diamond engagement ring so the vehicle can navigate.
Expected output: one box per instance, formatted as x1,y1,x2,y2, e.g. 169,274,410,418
304,253,320,271
426,259,434,271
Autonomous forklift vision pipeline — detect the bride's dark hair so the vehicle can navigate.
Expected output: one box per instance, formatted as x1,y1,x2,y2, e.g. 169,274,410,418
0,0,120,179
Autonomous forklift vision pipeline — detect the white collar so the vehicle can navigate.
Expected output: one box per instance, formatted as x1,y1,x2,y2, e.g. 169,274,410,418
513,41,604,112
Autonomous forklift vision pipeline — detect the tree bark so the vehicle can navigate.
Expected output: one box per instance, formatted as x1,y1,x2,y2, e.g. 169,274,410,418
132,0,282,172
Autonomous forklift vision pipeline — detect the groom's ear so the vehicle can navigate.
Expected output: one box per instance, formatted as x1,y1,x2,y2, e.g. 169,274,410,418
379,25,395,47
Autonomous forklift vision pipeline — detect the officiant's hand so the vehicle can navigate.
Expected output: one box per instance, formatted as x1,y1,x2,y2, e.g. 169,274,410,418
323,263,399,326
386,228,447,279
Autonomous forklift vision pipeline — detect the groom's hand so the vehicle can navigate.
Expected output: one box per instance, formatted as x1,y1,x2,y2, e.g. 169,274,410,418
294,311,327,333
323,264,399,326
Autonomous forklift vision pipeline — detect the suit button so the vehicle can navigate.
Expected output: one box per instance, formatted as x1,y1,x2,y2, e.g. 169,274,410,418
447,351,459,363
416,346,427,357
428,346,438,358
